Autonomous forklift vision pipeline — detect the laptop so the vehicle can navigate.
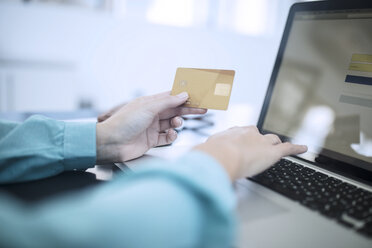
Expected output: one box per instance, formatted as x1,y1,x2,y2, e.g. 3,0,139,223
236,0,372,247
120,1,372,247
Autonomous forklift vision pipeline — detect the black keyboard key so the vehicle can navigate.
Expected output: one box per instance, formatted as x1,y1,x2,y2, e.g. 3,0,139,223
320,202,344,219
325,177,342,186
313,172,328,181
346,200,372,220
353,188,372,200
357,220,372,237
286,190,305,201
339,183,357,192
301,167,316,176
347,209,372,220
290,165,303,172
337,219,354,228
300,195,326,211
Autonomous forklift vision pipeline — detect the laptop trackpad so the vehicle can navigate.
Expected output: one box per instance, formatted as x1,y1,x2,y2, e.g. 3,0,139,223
235,181,288,222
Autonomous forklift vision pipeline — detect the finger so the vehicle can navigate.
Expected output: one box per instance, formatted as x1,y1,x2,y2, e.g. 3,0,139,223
159,119,172,131
264,134,282,145
171,116,183,128
159,117,183,131
148,92,189,114
157,129,178,146
159,107,207,119
275,142,308,158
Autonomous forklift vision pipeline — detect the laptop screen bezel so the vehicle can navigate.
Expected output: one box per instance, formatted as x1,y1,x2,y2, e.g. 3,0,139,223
257,0,372,185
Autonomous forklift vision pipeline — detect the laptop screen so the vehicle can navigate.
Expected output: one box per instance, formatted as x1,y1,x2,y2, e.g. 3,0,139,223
261,9,372,172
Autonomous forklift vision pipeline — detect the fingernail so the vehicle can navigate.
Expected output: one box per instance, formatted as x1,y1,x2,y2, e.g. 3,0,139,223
175,117,182,126
169,129,177,137
177,92,188,99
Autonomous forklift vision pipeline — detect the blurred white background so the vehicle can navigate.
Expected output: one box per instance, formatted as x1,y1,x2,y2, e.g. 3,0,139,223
0,0,308,114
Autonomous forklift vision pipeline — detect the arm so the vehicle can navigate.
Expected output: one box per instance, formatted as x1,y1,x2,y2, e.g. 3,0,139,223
0,151,235,248
0,115,96,183
0,92,205,183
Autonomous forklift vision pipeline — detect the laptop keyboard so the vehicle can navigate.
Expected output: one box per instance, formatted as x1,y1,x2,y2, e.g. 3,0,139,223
250,159,372,238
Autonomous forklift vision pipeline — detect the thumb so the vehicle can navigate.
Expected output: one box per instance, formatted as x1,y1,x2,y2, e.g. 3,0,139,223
149,92,189,113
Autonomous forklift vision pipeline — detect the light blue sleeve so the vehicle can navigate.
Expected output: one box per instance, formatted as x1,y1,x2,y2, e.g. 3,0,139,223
0,115,96,183
0,151,236,248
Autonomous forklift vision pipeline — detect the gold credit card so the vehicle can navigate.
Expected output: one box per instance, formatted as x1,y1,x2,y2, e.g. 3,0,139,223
171,68,235,110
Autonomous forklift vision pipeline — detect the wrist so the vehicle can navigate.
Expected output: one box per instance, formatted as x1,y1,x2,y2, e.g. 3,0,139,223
96,122,121,163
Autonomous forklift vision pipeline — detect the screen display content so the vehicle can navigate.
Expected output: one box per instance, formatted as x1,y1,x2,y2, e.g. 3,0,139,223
262,9,372,171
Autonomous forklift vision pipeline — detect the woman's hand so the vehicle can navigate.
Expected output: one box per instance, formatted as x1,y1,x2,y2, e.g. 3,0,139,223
194,126,307,181
96,91,207,163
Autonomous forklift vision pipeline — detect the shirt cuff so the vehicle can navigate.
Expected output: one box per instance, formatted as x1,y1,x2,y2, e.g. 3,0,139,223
63,121,96,171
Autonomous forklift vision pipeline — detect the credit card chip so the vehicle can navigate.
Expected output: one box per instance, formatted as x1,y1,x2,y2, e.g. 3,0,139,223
214,83,231,96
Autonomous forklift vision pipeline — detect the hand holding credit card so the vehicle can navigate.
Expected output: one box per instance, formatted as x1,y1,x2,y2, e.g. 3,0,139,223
171,68,235,110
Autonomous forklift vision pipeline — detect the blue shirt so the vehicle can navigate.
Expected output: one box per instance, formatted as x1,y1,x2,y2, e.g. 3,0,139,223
0,115,236,248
